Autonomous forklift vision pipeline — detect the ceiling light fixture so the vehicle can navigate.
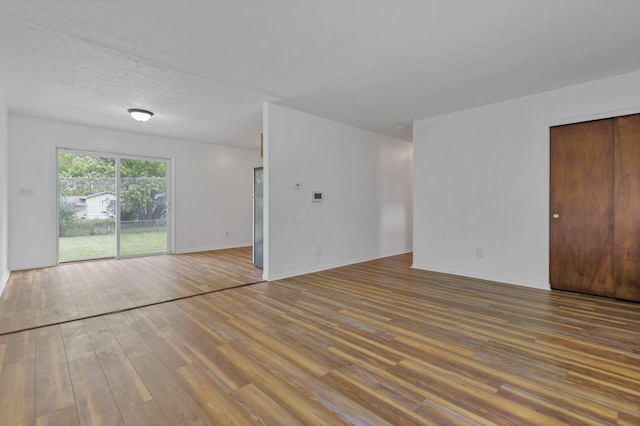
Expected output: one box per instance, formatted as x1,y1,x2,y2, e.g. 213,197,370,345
127,108,154,122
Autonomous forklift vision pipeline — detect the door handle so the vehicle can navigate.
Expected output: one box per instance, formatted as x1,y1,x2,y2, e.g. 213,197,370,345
552,213,560,219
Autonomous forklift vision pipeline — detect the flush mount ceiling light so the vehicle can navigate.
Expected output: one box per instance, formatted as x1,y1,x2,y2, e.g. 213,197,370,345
127,108,154,122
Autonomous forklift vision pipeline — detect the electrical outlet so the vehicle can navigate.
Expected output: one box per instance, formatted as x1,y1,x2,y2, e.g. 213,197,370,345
475,248,484,259
225,231,230,237
18,187,35,196
316,244,322,256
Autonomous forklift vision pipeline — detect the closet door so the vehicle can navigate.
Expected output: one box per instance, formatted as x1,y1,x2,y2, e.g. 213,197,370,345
550,119,615,297
614,114,640,301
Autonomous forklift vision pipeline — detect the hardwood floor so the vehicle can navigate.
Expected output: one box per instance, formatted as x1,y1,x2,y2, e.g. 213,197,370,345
1,252,639,424
0,247,263,335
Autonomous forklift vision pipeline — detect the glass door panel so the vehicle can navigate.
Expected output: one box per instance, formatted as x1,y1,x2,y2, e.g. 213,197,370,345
119,158,168,256
58,153,116,262
253,167,263,269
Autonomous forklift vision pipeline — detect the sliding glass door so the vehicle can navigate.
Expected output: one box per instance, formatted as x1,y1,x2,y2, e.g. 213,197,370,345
119,158,168,256
58,150,169,262
58,153,117,262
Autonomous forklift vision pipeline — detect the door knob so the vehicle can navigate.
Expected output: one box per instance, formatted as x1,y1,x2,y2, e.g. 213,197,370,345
552,213,560,219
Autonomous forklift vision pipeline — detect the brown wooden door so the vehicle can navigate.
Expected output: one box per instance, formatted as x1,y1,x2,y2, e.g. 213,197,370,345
550,119,616,297
613,114,640,301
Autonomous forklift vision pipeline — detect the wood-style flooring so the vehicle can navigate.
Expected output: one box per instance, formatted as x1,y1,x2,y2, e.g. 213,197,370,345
1,252,639,425
0,247,263,335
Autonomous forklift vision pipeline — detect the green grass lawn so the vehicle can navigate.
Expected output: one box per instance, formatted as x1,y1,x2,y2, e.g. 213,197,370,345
59,231,167,262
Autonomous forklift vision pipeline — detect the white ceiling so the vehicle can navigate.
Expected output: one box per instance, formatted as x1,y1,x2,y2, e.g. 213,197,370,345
1,1,639,150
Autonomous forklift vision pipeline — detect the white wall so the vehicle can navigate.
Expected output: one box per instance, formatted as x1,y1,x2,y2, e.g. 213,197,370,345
8,115,262,270
264,103,413,280
413,70,640,290
0,91,8,291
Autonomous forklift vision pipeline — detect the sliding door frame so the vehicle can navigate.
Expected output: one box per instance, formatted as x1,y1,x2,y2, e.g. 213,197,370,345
56,148,174,263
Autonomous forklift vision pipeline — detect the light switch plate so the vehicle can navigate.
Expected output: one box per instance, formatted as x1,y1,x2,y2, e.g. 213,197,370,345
19,187,35,196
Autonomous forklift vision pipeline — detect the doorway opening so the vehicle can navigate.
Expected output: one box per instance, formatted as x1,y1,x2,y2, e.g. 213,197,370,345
58,150,170,262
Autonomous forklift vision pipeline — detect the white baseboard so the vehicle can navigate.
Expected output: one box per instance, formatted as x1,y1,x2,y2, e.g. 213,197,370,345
174,242,252,255
411,262,550,291
0,269,10,296
265,248,412,281
8,261,57,271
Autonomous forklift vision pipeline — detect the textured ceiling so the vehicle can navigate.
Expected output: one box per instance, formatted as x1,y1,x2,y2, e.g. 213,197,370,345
1,1,639,149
